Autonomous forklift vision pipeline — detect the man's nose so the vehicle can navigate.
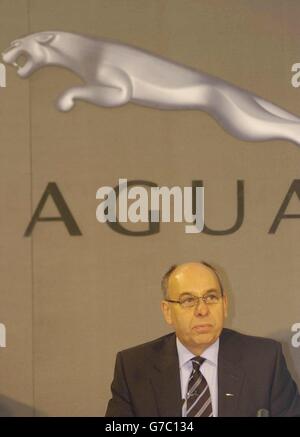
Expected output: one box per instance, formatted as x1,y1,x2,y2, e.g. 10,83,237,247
194,298,209,316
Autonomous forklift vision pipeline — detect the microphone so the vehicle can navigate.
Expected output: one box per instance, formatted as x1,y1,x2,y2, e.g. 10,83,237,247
256,408,269,417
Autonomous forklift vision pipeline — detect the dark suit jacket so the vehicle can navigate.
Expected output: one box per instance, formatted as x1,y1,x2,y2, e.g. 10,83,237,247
105,328,300,417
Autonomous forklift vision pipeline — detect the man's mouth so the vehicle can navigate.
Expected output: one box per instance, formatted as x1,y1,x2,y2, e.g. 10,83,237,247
192,324,213,333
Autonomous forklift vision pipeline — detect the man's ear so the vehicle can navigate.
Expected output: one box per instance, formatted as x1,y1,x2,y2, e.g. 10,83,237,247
35,33,55,45
161,300,173,326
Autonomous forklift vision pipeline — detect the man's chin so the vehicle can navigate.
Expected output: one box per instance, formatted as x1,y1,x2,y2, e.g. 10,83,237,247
193,332,214,343
191,330,220,348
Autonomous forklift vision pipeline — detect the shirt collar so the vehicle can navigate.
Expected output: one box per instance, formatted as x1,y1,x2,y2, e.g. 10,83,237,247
176,335,219,369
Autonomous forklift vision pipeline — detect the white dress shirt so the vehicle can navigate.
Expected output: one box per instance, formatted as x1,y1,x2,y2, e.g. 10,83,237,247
176,336,219,417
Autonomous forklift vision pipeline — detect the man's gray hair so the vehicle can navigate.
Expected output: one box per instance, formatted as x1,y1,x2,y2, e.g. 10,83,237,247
161,261,224,299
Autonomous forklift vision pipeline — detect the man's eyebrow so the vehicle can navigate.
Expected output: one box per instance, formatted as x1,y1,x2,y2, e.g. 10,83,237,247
179,288,220,296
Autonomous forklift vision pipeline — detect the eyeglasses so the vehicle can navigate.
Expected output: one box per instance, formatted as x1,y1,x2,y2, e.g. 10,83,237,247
165,292,222,308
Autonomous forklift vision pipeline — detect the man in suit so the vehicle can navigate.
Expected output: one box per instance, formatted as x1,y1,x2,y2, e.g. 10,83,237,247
105,261,300,417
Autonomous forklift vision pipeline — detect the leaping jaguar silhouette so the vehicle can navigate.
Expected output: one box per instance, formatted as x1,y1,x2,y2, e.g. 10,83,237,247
2,31,300,146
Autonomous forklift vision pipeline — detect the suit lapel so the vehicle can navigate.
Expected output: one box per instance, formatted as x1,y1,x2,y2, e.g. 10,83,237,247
149,333,182,417
218,329,245,417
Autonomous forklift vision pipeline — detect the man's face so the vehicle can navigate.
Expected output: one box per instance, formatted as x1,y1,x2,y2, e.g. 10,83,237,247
161,263,228,354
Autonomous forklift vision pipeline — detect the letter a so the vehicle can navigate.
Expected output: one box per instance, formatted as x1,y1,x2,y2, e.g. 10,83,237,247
24,182,82,236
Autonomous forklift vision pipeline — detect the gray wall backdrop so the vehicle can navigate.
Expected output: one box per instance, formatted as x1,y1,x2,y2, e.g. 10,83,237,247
0,0,299,416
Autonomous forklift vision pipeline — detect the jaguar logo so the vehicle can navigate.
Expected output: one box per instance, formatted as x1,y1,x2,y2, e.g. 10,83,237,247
2,31,300,146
